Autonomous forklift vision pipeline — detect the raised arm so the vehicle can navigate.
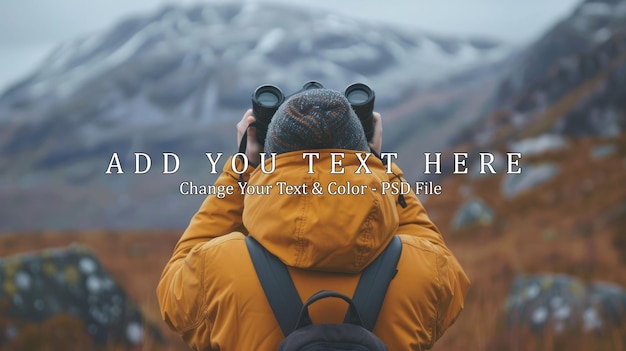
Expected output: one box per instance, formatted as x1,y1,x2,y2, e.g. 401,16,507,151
157,109,260,333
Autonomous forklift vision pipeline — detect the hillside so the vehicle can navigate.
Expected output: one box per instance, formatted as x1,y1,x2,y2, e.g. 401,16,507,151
426,132,626,350
0,2,510,232
420,0,626,347
0,131,623,349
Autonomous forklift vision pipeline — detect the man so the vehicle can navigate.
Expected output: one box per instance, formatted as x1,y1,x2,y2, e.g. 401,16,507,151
157,89,469,350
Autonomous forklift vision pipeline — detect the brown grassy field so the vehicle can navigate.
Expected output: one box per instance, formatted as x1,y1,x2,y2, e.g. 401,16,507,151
1,134,625,350
424,134,626,350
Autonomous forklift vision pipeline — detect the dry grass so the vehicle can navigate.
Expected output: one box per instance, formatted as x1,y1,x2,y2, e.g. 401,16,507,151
1,133,625,350
425,134,626,350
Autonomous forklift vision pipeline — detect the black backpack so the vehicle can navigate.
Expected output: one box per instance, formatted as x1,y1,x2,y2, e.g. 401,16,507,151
246,236,402,351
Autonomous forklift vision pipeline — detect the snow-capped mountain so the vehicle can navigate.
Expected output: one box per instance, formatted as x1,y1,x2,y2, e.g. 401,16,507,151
0,2,512,232
0,3,508,121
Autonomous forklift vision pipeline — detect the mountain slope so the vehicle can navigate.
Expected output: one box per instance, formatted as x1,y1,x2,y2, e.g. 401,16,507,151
0,2,510,232
493,0,626,107
422,1,626,345
451,0,626,150
0,3,508,115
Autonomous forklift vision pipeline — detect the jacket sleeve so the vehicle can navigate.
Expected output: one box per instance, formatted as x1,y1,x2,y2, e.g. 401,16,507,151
389,162,470,344
433,249,470,344
157,155,254,334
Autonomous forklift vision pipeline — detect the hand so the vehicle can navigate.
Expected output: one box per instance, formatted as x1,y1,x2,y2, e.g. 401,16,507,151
236,109,263,167
368,112,383,155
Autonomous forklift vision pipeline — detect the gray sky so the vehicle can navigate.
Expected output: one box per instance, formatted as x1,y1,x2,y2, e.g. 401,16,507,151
0,0,582,92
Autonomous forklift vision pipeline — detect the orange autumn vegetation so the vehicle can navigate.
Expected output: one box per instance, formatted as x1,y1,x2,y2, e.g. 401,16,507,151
424,134,626,350
0,133,625,351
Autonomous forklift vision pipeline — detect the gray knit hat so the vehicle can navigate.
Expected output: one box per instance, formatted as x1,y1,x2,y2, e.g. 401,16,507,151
264,89,370,154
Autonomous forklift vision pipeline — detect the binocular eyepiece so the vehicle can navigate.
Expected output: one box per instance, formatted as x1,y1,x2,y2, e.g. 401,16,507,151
251,81,375,145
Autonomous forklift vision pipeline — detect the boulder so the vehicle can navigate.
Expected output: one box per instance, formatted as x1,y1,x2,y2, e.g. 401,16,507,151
504,274,626,334
452,198,494,230
0,244,162,348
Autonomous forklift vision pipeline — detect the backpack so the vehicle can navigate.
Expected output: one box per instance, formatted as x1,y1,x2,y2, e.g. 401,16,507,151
245,236,402,351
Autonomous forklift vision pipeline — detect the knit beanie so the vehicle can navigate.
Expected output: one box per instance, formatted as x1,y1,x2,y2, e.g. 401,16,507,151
264,89,370,154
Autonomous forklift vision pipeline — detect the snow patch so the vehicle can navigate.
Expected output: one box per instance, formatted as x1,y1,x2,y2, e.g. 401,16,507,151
254,28,286,54
509,134,568,156
126,322,144,344
593,27,613,43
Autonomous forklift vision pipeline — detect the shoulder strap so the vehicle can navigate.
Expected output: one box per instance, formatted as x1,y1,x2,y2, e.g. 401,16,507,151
246,235,403,335
347,236,402,331
245,236,302,336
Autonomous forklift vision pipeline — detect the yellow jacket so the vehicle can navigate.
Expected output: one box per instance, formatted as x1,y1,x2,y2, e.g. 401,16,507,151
157,150,469,350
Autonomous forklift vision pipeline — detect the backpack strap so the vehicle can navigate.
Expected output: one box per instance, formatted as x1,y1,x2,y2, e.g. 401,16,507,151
347,235,402,331
246,235,403,335
245,236,302,336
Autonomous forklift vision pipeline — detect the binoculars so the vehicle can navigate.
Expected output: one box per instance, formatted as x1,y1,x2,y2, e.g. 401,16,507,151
251,81,375,145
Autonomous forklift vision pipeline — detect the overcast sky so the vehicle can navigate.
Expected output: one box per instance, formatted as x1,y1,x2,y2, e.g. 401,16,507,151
0,0,582,93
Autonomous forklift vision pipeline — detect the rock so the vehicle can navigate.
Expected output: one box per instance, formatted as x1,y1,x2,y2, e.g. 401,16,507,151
451,198,494,230
591,144,617,159
504,274,626,334
0,244,162,348
586,281,626,328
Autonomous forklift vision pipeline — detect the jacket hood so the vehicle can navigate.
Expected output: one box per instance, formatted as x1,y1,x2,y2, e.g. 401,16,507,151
242,149,399,273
